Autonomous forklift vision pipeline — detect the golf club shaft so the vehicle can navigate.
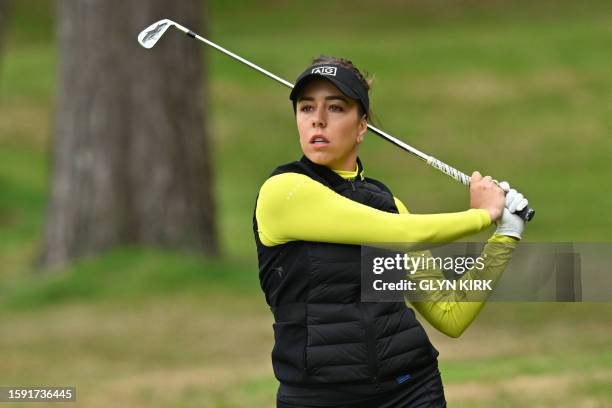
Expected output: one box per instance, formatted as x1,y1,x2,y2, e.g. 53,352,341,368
163,22,534,222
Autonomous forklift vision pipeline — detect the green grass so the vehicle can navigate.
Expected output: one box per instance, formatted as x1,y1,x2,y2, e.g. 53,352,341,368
441,347,612,383
0,247,258,311
1,1,612,407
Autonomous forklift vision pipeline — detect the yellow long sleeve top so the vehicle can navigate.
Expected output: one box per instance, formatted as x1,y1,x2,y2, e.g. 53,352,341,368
255,166,517,338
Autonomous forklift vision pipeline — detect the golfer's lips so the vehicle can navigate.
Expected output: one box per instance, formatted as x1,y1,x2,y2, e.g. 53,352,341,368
310,135,330,146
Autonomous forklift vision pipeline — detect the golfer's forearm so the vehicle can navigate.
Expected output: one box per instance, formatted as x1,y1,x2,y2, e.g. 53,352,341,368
408,234,518,338
256,173,491,247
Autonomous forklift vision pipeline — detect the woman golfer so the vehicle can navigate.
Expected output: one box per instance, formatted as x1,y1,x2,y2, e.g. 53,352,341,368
253,56,527,407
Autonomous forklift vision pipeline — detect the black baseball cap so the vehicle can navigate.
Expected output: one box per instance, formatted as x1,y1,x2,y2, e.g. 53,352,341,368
289,62,369,117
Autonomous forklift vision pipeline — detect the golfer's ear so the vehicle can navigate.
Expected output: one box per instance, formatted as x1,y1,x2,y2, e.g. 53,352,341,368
357,115,367,143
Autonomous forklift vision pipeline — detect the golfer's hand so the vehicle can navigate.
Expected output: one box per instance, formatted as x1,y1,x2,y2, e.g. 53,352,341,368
494,181,528,239
498,181,529,213
470,171,505,222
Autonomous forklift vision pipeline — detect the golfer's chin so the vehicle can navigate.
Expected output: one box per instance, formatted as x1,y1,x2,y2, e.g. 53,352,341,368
304,150,337,168
304,150,355,171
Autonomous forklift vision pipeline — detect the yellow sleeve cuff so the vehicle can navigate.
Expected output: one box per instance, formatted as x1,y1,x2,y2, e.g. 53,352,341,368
488,233,520,243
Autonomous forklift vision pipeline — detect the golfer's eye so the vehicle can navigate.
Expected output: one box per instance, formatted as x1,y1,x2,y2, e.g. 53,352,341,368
300,105,314,112
329,104,344,112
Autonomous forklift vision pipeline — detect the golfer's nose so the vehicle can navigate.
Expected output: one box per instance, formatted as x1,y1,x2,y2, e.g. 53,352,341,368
312,107,327,128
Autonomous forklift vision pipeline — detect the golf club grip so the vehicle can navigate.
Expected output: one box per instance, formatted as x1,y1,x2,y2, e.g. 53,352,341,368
427,157,535,222
427,156,471,185
516,206,536,222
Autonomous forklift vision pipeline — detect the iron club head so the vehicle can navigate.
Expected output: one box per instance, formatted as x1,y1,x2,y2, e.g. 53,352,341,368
137,19,174,49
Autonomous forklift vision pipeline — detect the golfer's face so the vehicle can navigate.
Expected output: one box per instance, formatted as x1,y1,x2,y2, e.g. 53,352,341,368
296,79,366,171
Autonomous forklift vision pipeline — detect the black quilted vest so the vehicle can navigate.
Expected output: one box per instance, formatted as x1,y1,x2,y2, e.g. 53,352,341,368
253,155,439,389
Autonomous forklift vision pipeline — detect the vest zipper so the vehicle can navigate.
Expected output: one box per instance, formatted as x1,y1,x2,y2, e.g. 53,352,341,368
358,302,380,389
348,177,356,191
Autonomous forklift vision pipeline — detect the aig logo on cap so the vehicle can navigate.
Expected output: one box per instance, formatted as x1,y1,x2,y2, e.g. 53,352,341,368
311,66,337,76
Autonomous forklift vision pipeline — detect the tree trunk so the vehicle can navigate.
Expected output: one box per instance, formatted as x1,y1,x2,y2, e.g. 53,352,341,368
0,1,9,56
40,0,218,269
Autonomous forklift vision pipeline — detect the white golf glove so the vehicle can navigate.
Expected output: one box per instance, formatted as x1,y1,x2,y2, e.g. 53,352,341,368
495,181,528,239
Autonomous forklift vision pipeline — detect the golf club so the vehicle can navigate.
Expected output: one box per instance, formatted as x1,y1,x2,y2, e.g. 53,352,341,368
137,19,535,222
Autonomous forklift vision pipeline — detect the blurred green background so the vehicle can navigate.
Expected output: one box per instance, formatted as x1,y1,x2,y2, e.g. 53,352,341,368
1,0,611,407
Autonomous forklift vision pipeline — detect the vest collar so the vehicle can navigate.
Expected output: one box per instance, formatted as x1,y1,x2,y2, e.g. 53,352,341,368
299,155,365,188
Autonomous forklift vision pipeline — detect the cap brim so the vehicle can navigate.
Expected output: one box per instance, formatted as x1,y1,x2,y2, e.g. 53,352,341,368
290,74,361,102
